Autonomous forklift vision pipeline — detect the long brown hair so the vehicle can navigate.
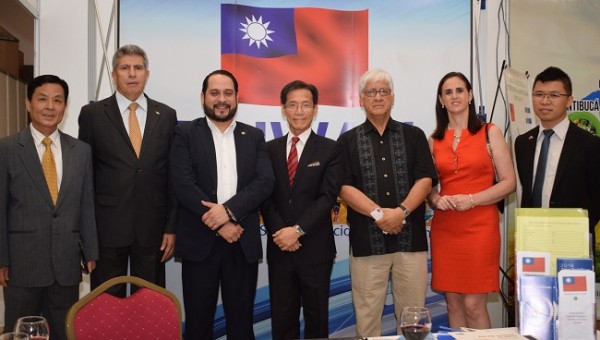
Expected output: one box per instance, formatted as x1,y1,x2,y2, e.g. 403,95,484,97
431,72,483,140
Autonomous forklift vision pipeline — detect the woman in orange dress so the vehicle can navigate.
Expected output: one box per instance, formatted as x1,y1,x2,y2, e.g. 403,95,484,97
428,72,515,329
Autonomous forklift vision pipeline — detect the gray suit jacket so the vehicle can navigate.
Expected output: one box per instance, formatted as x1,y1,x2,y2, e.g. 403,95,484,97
0,127,98,287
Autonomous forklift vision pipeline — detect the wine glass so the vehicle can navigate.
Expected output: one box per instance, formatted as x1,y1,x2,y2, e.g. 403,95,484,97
0,333,29,340
14,316,49,340
400,306,432,340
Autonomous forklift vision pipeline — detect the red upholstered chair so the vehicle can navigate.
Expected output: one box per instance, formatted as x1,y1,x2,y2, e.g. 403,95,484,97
65,276,182,340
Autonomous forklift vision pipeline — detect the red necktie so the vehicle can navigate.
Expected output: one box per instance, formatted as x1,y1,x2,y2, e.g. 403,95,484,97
287,137,299,186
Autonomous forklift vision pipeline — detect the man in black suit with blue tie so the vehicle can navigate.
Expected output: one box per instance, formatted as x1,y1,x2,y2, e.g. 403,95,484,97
170,70,274,339
262,80,343,339
0,75,98,340
515,66,600,238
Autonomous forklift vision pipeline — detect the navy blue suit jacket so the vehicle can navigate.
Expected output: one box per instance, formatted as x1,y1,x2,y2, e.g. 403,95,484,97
170,118,274,263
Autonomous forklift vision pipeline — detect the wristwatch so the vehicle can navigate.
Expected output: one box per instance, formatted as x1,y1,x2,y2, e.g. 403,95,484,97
294,224,306,236
399,204,411,217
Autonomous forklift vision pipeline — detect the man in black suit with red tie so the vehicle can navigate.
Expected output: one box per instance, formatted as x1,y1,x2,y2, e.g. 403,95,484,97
515,66,600,238
262,80,343,339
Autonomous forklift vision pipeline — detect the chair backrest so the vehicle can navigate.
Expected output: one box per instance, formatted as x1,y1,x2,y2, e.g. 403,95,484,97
65,276,182,340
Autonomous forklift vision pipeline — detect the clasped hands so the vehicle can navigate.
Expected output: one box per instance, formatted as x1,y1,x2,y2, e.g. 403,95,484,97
373,207,407,235
272,227,301,252
432,194,474,211
201,200,243,244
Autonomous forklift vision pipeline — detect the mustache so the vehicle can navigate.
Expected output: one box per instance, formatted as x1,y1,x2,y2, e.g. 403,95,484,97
203,102,237,123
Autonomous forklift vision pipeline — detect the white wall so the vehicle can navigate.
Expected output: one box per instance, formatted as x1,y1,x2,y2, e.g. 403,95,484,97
38,0,91,136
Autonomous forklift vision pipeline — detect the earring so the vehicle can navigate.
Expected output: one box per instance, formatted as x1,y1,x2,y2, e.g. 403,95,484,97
468,101,471,105
441,104,445,108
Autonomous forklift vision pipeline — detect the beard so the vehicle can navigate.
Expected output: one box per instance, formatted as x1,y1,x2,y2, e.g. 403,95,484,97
203,102,237,123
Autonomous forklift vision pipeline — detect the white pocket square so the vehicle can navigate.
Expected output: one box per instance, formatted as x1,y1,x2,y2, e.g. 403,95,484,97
307,161,321,167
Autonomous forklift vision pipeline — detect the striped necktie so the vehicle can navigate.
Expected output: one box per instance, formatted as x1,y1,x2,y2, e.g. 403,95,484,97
287,137,299,186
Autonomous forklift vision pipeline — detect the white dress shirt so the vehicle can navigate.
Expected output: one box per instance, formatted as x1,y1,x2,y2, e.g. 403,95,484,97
207,119,238,204
533,117,569,207
287,128,312,161
115,91,148,136
31,125,63,190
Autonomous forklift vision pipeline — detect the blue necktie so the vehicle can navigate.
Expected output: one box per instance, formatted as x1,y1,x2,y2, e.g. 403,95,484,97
531,129,554,207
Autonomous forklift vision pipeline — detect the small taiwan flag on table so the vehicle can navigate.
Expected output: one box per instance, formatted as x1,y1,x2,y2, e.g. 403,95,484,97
522,256,545,273
562,275,587,292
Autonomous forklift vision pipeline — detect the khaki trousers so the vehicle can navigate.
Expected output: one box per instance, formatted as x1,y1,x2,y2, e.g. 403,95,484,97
350,251,428,337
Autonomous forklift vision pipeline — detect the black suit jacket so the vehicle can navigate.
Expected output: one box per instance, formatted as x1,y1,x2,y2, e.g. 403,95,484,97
78,94,178,248
169,118,274,263
262,132,342,264
515,121,600,232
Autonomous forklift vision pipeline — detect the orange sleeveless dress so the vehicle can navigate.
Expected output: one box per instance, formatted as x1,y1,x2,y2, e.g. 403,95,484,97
430,126,500,293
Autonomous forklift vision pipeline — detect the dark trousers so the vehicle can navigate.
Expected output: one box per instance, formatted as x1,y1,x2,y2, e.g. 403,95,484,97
3,281,79,340
91,241,165,297
268,258,333,340
182,238,258,340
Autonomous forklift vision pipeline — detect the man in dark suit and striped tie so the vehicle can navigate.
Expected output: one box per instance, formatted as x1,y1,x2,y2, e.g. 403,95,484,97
262,80,343,339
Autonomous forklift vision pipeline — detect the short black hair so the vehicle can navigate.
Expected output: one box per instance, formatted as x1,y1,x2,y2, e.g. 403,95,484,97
533,66,572,95
27,74,69,101
280,80,319,105
202,70,238,95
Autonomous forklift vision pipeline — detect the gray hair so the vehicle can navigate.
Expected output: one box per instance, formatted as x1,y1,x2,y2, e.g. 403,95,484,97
112,44,149,70
359,68,394,93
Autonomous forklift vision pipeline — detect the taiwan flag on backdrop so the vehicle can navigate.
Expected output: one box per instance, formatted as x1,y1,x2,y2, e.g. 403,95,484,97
522,256,545,273
221,4,368,107
563,276,587,292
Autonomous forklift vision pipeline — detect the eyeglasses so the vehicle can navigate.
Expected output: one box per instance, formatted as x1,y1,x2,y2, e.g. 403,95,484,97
284,103,314,112
532,92,570,100
363,88,392,97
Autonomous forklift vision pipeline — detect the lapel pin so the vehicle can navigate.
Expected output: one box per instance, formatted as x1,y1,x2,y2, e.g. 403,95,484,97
528,136,534,140
241,131,246,135
155,111,160,115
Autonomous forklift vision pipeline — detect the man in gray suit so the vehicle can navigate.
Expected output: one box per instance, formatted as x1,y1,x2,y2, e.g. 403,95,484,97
0,75,98,339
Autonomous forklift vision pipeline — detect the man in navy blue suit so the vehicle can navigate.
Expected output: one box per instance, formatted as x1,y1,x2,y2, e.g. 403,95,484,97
170,70,274,339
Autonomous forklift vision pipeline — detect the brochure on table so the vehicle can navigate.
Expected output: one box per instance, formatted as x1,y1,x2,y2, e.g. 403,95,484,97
515,208,590,275
557,269,595,340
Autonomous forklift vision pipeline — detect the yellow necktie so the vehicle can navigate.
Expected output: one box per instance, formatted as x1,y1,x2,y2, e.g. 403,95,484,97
128,102,142,157
42,137,58,205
